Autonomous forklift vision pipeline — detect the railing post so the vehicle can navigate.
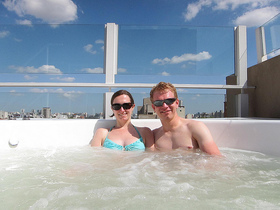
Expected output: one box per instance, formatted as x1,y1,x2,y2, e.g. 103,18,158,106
104,23,118,84
256,26,267,63
234,25,248,117
104,23,118,119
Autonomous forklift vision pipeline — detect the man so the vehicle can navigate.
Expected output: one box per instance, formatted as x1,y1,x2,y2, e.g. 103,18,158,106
150,82,221,155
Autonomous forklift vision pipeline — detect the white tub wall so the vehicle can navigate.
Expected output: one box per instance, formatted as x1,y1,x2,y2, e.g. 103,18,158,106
203,119,280,156
0,119,280,157
0,120,97,148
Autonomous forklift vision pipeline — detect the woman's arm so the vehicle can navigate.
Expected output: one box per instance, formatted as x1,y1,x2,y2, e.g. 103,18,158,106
139,127,155,151
90,128,108,147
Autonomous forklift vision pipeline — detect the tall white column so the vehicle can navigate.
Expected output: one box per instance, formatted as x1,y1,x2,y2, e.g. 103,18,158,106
103,23,118,119
235,26,248,117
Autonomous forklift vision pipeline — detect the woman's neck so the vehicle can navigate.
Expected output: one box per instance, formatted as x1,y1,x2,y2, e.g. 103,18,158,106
115,119,132,129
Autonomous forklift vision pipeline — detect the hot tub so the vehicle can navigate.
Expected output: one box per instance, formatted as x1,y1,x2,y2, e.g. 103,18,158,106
1,118,280,156
1,118,280,209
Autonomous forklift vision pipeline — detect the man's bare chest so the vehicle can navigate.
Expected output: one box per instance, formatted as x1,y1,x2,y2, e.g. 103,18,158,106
155,129,194,149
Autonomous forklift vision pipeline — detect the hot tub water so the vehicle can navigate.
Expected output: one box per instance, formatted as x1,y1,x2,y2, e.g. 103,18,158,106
1,147,280,209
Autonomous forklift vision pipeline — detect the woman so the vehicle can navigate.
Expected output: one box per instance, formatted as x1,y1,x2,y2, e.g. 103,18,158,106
90,90,154,151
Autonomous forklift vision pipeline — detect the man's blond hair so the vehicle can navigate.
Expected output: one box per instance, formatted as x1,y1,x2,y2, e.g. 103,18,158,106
150,82,178,102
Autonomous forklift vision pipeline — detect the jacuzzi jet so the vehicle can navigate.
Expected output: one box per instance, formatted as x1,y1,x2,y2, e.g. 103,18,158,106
8,139,19,148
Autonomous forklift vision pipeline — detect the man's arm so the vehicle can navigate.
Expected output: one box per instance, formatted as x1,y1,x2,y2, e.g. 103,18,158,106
190,121,221,155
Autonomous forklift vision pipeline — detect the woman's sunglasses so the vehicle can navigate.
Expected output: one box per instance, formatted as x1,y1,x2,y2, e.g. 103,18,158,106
112,103,133,110
153,98,177,107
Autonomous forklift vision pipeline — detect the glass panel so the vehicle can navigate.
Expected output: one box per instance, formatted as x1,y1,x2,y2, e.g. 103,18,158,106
0,24,105,82
117,25,234,84
262,13,280,58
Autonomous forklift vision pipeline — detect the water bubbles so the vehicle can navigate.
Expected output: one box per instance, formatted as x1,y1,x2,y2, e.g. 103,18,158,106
8,139,19,148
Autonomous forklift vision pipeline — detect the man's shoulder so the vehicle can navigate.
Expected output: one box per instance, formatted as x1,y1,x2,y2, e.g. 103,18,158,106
152,126,163,134
180,118,205,128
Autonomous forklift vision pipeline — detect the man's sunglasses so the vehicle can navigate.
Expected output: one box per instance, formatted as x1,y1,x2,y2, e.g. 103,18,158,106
153,98,177,107
112,103,133,110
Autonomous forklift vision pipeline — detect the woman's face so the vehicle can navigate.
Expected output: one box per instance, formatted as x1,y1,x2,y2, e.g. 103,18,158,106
111,94,135,121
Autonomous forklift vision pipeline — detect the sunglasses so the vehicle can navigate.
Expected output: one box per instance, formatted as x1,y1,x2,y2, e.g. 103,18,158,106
153,98,177,107
112,103,133,110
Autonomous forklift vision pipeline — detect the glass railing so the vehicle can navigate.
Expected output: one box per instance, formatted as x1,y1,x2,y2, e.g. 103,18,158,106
0,23,244,119
260,13,280,59
117,25,234,85
0,91,105,119
0,24,105,81
0,90,225,119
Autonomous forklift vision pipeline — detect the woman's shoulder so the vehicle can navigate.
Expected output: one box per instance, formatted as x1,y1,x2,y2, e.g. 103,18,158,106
135,126,152,133
135,126,153,138
95,127,110,136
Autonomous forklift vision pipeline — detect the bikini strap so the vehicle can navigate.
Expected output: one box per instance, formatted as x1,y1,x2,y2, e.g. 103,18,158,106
133,125,143,140
105,126,114,139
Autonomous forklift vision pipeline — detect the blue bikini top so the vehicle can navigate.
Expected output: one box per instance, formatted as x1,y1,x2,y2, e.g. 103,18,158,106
103,126,145,151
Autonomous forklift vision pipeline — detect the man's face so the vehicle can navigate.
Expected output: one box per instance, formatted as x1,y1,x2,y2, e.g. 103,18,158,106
151,90,179,120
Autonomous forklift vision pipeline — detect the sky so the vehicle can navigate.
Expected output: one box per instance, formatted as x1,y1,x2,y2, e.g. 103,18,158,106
0,0,280,116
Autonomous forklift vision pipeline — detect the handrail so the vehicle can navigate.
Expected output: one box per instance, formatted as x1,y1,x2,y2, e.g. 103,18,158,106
0,82,255,89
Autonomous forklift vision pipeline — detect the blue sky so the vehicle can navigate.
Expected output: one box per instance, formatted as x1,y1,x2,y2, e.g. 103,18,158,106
0,0,280,115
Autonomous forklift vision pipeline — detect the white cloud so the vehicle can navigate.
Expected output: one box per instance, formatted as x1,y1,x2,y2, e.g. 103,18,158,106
0,30,10,38
81,67,103,74
16,19,32,26
3,0,77,24
29,88,83,100
183,0,211,21
95,39,104,51
161,71,170,76
152,51,212,65
29,88,49,93
177,88,189,93
10,65,62,74
191,94,201,100
213,0,273,11
9,90,24,96
83,44,97,54
95,39,104,44
183,0,279,25
233,7,280,27
50,76,75,82
118,68,127,73
24,75,37,80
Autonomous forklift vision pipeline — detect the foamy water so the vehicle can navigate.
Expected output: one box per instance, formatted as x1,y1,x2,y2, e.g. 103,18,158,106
1,147,280,209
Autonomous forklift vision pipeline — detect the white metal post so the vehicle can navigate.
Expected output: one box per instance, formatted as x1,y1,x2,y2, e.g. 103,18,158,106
104,23,118,84
235,26,248,117
104,23,118,119
256,26,267,63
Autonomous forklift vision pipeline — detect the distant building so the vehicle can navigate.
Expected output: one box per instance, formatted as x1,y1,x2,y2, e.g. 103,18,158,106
137,98,157,119
42,107,51,118
177,99,185,118
0,110,8,119
186,114,193,119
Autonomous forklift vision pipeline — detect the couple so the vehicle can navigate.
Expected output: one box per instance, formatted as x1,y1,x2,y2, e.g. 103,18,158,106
90,82,221,155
